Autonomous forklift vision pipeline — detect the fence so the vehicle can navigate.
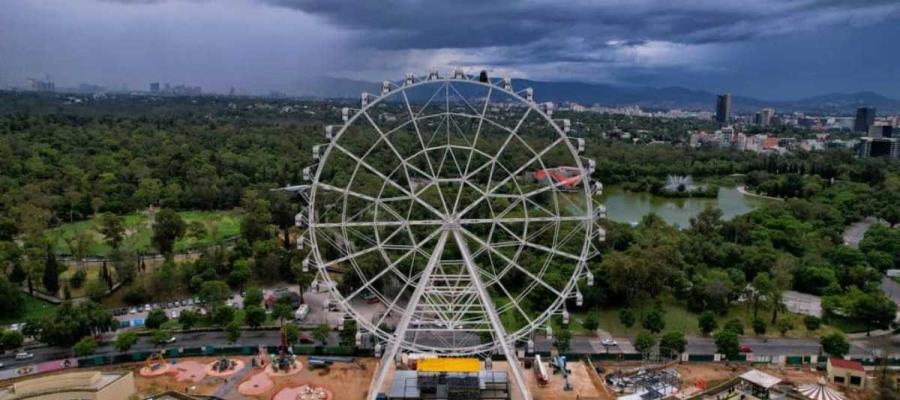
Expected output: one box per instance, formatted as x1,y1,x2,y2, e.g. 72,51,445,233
74,344,357,368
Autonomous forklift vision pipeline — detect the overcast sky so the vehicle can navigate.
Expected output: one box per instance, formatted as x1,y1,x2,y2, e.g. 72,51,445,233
1,0,898,99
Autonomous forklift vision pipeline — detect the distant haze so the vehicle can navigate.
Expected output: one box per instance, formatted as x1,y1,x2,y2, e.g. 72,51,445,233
1,0,899,100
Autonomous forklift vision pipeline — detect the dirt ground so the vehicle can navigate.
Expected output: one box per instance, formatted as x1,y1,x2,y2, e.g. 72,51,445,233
132,356,376,400
492,360,605,400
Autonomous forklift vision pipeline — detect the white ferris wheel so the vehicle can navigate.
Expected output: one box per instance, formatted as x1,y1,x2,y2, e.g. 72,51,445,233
296,68,606,400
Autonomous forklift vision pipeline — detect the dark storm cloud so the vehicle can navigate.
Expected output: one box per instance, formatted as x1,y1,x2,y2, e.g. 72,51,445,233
2,0,900,99
261,0,900,49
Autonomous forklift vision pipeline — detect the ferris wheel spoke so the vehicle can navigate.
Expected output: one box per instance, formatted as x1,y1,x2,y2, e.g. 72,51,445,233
362,110,436,182
457,215,591,226
334,143,446,219
458,227,564,298
337,225,445,303
322,224,408,268
454,86,492,214
485,137,565,196
310,219,444,229
402,90,439,179
493,278,535,328
315,182,378,202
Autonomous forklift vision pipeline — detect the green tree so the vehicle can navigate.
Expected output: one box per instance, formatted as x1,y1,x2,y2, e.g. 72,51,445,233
714,330,740,360
226,321,242,344
642,307,665,334
555,326,572,354
151,209,185,256
618,308,636,328
583,312,600,334
723,318,744,335
313,324,330,345
821,332,850,358
0,277,24,319
272,303,294,324
84,278,107,302
244,306,266,328
42,246,60,295
698,311,717,336
145,309,169,329
284,323,300,345
1,330,24,350
73,336,98,356
243,287,263,308
659,331,686,354
803,316,821,332
199,280,231,305
151,329,173,346
852,292,897,336
341,319,358,347
115,332,139,352
97,213,125,250
634,331,656,354
752,318,767,336
178,309,199,330
749,272,772,319
211,305,235,327
776,318,793,336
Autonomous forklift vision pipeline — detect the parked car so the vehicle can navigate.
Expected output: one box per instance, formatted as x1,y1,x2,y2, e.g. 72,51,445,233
601,338,618,347
15,352,34,360
740,344,752,353
166,336,177,344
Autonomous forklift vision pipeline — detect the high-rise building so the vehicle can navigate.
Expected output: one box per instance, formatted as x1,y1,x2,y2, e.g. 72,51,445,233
150,82,160,93
754,108,774,126
854,107,876,132
716,94,732,125
26,78,55,92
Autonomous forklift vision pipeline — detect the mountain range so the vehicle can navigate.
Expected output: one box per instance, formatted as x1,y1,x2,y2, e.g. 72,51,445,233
290,76,900,115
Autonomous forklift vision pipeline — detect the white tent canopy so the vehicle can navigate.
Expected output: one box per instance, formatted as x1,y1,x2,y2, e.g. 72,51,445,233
740,369,781,389
797,379,846,400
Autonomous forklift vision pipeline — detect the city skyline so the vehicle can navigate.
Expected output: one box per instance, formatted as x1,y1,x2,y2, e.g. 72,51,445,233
1,0,900,100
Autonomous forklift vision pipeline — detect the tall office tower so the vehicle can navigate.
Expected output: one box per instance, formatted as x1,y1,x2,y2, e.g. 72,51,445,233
716,94,732,125
150,82,160,93
854,107,876,132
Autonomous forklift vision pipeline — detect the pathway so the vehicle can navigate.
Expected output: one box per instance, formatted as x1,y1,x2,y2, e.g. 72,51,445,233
212,362,253,399
735,185,783,201
842,216,885,248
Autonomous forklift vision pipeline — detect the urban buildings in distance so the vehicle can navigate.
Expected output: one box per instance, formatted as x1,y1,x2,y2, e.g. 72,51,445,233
149,82,201,96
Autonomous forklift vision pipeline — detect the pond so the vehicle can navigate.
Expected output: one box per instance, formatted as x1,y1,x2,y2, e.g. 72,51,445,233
599,185,774,229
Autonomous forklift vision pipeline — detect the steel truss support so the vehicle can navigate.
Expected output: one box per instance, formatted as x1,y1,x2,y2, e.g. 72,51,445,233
452,228,531,400
368,230,450,400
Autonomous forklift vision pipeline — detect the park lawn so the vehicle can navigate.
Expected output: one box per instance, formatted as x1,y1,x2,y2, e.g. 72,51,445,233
577,301,836,339
1,296,58,325
57,264,105,298
49,209,242,257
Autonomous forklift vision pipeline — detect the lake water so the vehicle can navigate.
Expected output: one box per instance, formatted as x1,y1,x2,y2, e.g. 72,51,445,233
599,185,773,229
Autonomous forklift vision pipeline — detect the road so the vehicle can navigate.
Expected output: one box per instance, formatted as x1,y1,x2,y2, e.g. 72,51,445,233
842,216,884,248
0,329,341,371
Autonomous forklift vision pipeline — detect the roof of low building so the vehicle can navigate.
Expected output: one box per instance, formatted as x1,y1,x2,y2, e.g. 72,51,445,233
829,358,864,372
740,369,782,389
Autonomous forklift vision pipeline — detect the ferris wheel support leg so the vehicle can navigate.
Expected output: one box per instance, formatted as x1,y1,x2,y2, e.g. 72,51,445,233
367,230,450,400
452,229,532,400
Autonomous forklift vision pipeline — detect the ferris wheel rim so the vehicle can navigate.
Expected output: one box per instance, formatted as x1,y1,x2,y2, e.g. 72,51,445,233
306,75,593,354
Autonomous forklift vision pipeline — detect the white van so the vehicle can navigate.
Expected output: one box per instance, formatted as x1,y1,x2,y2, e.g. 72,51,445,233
294,304,310,321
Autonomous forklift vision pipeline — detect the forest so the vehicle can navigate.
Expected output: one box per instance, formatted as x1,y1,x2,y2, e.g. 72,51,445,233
0,90,898,351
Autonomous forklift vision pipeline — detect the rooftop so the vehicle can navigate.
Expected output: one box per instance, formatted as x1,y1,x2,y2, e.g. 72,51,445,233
829,358,864,372
740,369,782,389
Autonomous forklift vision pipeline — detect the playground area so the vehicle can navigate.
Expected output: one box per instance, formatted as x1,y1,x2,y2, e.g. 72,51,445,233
133,355,376,400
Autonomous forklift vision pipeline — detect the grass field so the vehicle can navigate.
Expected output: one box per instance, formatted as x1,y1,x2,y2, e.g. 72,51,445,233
0,296,58,325
572,300,836,339
49,209,242,257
